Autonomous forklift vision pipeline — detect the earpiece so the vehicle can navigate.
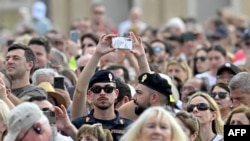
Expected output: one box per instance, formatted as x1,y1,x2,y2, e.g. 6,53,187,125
33,126,41,134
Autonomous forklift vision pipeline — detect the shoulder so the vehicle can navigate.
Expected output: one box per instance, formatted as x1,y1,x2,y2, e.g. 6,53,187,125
72,115,90,129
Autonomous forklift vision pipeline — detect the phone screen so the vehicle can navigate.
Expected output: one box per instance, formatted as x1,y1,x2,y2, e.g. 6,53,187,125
54,77,64,90
70,30,80,43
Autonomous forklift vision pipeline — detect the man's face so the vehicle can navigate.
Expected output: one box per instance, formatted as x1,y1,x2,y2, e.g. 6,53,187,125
88,82,118,110
181,79,201,101
29,44,49,69
91,5,106,24
5,49,32,80
216,70,234,83
110,68,125,82
230,88,250,108
133,84,152,115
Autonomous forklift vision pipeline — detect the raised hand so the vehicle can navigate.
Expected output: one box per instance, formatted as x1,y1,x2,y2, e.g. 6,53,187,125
0,77,7,99
54,105,71,131
95,34,117,56
129,32,145,58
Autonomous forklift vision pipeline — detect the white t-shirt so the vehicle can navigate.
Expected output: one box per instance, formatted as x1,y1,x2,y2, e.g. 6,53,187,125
195,71,216,86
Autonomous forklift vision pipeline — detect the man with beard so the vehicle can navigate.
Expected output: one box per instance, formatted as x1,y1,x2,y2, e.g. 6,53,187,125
4,44,47,98
71,34,132,141
133,72,174,116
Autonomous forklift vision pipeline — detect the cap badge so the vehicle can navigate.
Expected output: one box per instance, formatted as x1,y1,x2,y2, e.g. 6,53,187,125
108,73,113,81
141,74,147,82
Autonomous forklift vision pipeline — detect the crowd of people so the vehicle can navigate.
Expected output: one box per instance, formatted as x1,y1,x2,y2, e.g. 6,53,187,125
1,1,250,141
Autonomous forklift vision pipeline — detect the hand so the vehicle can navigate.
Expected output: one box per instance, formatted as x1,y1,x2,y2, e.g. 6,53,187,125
0,77,7,99
129,32,145,58
95,34,117,56
54,88,71,107
54,105,72,131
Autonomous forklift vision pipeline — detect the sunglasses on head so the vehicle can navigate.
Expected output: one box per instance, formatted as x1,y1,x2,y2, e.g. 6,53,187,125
210,92,228,99
194,56,206,62
90,85,115,94
187,103,211,113
81,43,95,48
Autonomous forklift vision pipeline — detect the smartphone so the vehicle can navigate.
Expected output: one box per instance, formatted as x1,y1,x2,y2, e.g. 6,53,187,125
43,111,56,124
54,77,64,90
70,30,80,43
112,37,132,50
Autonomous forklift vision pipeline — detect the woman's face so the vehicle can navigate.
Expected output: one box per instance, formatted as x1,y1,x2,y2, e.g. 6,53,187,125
138,116,172,141
230,112,250,125
167,63,187,83
211,86,232,111
188,96,216,125
195,50,209,73
82,37,97,55
207,50,225,70
79,133,98,141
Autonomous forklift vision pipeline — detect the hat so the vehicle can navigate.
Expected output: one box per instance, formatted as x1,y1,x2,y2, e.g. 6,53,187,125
88,70,116,89
138,72,174,102
38,82,68,108
4,102,44,141
217,63,240,76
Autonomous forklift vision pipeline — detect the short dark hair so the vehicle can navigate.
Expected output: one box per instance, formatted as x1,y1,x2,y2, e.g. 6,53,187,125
80,33,99,49
8,43,36,72
207,44,226,57
106,64,130,83
28,36,51,54
114,78,131,106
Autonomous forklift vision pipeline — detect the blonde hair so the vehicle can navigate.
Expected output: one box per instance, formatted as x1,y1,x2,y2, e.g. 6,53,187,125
187,92,224,135
166,59,192,82
0,100,10,122
120,106,187,141
77,124,113,141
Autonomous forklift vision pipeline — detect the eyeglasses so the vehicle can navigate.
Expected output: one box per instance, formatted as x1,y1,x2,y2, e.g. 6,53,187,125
187,103,211,113
90,85,115,94
153,46,163,52
216,74,234,80
93,10,105,15
194,56,206,62
210,92,228,99
78,66,99,72
81,43,95,48
181,86,196,92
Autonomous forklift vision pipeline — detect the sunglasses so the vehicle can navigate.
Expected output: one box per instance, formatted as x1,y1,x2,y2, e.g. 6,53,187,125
78,66,99,72
245,42,250,46
90,85,115,94
81,43,95,48
194,56,206,62
187,103,211,113
210,92,228,99
153,46,163,52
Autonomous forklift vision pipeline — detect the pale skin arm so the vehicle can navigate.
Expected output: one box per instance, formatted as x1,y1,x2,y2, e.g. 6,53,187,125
71,34,117,120
7,93,20,106
54,105,78,140
0,77,15,109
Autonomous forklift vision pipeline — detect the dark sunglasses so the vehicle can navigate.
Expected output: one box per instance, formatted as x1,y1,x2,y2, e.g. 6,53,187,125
245,42,250,46
187,103,211,113
194,56,206,62
81,43,95,48
78,66,99,72
90,85,115,94
210,92,228,99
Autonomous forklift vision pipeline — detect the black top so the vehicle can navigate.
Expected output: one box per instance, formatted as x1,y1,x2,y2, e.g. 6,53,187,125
72,110,133,141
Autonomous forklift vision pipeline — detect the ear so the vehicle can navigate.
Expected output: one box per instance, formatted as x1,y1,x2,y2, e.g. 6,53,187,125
150,93,159,104
27,61,34,71
46,53,51,61
114,89,119,99
190,131,199,141
6,88,11,95
211,110,217,121
122,96,130,104
87,90,92,101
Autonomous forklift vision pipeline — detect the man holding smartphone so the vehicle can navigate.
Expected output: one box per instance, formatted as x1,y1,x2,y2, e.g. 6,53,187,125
72,34,133,141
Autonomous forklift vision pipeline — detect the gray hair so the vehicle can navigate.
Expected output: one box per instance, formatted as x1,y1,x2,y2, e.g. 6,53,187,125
32,68,59,85
229,72,250,94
